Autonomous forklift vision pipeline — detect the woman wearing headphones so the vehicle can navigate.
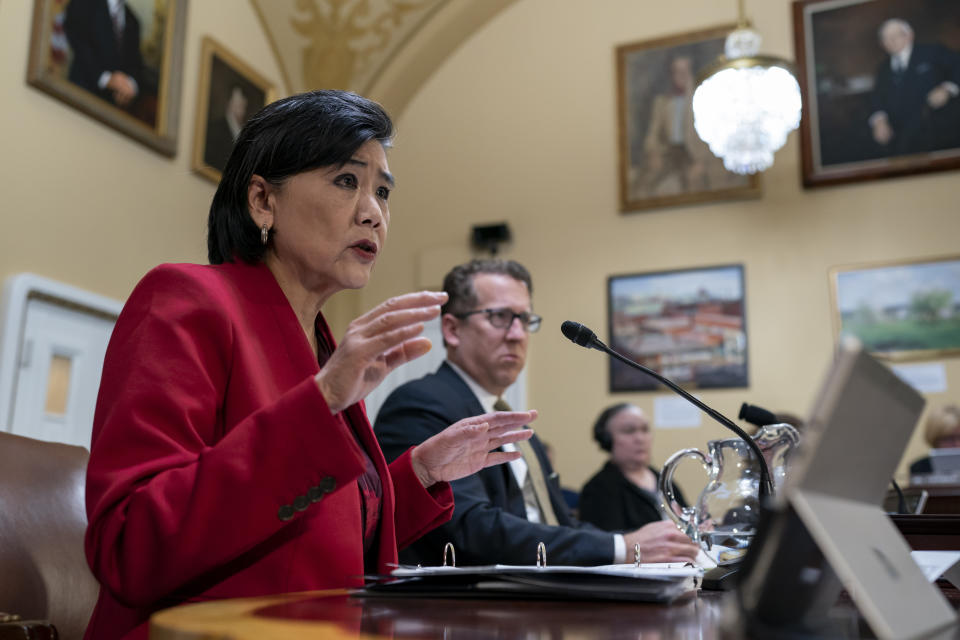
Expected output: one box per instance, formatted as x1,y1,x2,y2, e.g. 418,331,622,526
579,403,687,532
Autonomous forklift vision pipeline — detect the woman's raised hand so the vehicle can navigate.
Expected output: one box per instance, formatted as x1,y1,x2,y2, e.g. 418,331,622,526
315,291,447,413
410,410,538,488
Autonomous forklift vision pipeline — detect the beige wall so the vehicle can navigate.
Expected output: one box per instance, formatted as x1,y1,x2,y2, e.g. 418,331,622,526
2,0,957,497
0,0,283,301
360,0,960,494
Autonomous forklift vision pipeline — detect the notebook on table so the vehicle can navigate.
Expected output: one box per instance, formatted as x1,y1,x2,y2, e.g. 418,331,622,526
360,544,701,604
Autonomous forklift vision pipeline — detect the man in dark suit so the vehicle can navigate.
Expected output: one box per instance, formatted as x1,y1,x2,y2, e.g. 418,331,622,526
204,86,248,173
868,18,960,156
63,0,145,110
375,259,699,566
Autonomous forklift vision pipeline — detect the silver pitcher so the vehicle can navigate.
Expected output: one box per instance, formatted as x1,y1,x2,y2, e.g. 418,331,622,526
659,423,800,565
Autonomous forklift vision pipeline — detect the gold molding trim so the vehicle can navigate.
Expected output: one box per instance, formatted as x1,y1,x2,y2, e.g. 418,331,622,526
249,0,447,95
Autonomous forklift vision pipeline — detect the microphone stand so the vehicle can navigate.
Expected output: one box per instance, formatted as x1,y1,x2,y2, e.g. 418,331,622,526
561,321,774,498
603,347,774,499
562,321,774,591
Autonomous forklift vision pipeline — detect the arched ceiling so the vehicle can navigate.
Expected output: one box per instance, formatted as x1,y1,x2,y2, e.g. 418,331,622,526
250,0,518,116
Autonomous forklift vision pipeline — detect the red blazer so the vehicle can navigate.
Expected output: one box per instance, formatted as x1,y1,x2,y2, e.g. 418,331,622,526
83,261,453,640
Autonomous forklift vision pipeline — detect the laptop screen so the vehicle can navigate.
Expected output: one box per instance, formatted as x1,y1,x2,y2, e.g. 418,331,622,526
928,447,960,474
784,337,925,506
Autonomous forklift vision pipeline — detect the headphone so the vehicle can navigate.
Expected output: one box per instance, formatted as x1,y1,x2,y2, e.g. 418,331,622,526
592,403,633,452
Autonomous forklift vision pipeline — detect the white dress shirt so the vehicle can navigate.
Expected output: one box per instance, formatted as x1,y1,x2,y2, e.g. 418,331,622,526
891,44,912,73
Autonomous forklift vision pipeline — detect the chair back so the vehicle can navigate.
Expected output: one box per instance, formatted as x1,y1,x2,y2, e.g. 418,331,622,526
0,431,99,640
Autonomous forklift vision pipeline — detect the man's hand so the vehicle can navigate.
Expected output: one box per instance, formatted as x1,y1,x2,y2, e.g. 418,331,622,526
106,72,137,106
315,291,447,413
410,410,537,487
623,520,700,563
871,115,894,145
927,84,952,109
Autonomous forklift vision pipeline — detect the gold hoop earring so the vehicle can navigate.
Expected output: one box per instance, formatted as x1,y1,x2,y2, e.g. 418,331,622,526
261,224,269,245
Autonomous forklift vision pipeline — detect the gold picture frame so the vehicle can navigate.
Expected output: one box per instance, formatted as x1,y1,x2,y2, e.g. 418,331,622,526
793,0,960,188
608,264,749,391
616,25,761,212
191,36,277,184
829,254,960,361
26,0,188,157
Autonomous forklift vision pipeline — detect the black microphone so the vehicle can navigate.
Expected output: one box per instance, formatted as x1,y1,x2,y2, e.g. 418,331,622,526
560,320,604,350
560,320,774,499
739,403,778,428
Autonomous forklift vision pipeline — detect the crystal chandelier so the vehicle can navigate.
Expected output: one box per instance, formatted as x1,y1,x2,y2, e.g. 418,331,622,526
692,1,802,175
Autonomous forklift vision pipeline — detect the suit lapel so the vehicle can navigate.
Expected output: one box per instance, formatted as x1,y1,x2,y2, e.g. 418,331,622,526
436,362,486,417
437,363,526,512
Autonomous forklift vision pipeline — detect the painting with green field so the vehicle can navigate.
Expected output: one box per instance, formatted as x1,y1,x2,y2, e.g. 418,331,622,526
831,256,960,360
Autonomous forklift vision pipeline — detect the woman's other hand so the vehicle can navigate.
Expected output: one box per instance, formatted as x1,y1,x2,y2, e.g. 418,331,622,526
410,410,538,487
316,291,447,413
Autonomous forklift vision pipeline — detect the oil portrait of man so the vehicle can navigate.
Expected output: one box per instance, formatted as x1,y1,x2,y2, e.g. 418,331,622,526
616,26,760,212
796,0,960,186
192,38,274,182
27,0,187,155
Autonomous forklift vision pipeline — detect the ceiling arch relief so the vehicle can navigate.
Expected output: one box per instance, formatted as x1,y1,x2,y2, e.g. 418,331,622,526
249,0,518,116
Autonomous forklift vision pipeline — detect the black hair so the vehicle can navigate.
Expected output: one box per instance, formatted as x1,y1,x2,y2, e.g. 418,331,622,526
592,402,634,452
441,259,533,317
207,90,394,264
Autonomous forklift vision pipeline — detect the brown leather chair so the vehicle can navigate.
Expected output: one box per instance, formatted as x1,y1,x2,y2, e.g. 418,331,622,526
0,432,100,640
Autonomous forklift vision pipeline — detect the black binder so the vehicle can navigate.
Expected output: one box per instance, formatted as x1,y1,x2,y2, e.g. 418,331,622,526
361,543,701,603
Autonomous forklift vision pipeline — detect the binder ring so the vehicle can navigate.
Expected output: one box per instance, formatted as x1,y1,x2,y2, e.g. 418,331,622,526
536,541,547,568
443,542,456,567
634,543,642,567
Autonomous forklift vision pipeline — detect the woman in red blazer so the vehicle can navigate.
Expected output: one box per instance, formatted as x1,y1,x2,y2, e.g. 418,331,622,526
83,90,536,640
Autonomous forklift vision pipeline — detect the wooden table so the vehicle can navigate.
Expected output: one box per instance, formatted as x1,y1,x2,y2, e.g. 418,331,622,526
921,484,960,514
892,514,960,550
150,589,731,639
149,587,959,639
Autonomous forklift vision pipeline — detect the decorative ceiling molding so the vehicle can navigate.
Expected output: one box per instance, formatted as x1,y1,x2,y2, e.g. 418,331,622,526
250,0,518,116
250,0,447,94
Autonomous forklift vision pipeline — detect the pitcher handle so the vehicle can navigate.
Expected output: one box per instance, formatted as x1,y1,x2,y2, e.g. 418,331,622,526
659,447,710,541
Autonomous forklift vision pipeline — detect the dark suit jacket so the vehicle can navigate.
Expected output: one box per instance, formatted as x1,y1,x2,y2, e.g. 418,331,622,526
204,117,236,173
84,261,453,640
375,362,614,566
579,461,687,533
871,43,960,154
63,0,144,104
909,456,933,475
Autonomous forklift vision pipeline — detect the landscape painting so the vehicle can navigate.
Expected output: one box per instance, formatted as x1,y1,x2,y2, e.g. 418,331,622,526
831,256,960,360
608,264,748,391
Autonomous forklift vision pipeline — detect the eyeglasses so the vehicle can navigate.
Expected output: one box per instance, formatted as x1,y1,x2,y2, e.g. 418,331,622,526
455,307,542,333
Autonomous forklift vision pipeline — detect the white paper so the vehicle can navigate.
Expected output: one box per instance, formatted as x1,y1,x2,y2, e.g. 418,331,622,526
910,550,960,584
654,395,703,429
695,548,718,569
891,363,948,394
392,563,701,578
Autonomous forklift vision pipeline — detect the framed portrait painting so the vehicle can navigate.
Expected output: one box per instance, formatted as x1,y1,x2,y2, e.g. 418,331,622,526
191,37,276,183
829,255,960,360
26,0,188,156
793,0,960,187
616,26,761,212
608,264,748,392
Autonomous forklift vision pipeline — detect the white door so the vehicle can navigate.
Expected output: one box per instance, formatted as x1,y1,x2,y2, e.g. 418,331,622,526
9,297,116,448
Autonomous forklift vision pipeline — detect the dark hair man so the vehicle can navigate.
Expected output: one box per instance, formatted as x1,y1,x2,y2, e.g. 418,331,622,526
375,259,699,566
